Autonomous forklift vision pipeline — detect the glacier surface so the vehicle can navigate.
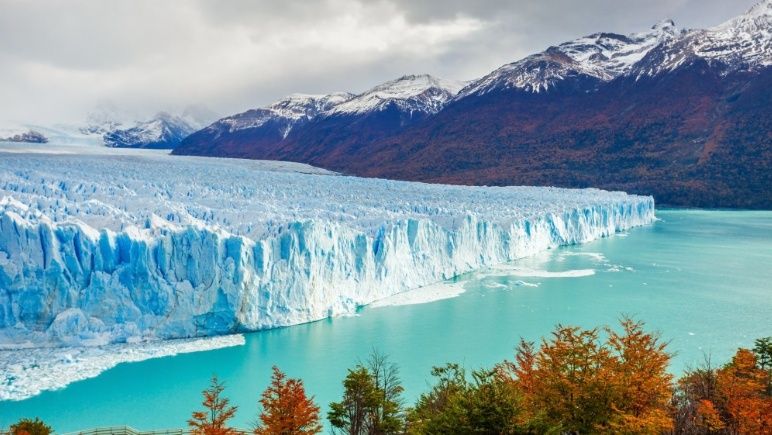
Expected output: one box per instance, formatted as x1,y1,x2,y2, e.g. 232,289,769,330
0,144,655,349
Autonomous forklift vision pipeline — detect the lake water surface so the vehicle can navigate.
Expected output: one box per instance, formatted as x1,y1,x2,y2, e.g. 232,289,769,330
1,209,770,431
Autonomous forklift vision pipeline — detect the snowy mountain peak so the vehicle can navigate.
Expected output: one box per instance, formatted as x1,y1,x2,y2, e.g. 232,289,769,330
103,113,196,149
207,74,464,137
329,74,466,116
269,92,353,119
458,19,683,96
632,0,771,77
215,92,354,137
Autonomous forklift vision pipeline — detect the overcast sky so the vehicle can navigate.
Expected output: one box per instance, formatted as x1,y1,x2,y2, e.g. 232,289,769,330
0,0,759,125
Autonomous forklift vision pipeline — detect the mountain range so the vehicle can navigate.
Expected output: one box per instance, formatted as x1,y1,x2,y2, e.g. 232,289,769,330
170,1,768,208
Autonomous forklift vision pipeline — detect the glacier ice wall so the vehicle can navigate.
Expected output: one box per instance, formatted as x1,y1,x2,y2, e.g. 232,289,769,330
0,150,655,348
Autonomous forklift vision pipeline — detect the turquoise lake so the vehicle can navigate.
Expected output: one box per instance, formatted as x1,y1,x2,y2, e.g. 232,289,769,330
1,209,771,431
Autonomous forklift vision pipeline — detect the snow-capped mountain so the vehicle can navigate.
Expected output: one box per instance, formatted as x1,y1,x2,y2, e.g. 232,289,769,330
102,112,197,149
215,92,352,139
192,73,461,139
462,1,770,96
174,1,771,208
632,0,771,77
174,74,462,158
329,74,465,116
459,19,684,96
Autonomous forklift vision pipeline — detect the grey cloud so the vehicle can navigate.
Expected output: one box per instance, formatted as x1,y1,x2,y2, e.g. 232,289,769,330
0,0,759,125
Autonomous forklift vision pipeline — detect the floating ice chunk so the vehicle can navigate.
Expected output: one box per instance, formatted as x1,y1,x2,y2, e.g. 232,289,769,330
489,265,596,278
0,334,245,401
369,281,466,308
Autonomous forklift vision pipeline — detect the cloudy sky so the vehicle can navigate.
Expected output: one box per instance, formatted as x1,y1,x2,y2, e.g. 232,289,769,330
0,0,759,125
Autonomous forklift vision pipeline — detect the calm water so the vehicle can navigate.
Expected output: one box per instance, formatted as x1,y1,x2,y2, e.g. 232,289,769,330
1,209,770,431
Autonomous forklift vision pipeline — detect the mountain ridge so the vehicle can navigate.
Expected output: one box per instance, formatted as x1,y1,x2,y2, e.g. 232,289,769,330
173,1,772,208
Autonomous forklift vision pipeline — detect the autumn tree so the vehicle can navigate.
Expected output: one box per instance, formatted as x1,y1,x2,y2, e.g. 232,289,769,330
672,359,724,434
498,318,673,433
254,366,322,435
9,418,52,435
189,375,239,435
605,318,673,433
503,325,616,433
716,349,772,434
673,347,772,434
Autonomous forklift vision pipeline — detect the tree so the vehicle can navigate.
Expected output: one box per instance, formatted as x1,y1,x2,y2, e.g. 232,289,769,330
672,358,723,434
754,336,772,395
328,351,405,435
254,366,322,435
189,375,239,435
605,317,673,433
366,350,405,434
498,318,673,434
716,349,772,434
755,337,772,371
328,366,381,434
9,418,52,435
673,347,772,434
507,325,616,433
406,364,523,434
406,363,470,434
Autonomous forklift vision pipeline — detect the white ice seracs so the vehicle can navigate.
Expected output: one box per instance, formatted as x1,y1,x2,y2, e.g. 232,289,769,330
0,145,655,348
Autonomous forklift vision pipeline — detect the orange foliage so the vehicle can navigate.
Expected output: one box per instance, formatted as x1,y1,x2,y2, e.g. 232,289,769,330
716,349,772,434
500,318,673,433
674,348,772,434
696,399,726,432
606,318,674,433
188,375,239,435
254,366,322,435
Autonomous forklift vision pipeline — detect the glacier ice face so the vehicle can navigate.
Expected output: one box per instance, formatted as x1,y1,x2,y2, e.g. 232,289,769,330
0,145,655,348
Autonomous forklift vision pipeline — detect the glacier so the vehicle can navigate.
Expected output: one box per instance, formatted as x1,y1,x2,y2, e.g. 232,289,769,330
0,144,655,349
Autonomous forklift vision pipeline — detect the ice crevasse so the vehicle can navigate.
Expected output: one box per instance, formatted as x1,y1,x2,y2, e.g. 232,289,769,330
0,152,655,348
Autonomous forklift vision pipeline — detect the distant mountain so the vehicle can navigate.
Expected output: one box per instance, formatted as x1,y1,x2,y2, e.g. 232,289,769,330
79,105,218,149
174,1,772,208
0,129,48,143
101,113,197,149
174,74,463,159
